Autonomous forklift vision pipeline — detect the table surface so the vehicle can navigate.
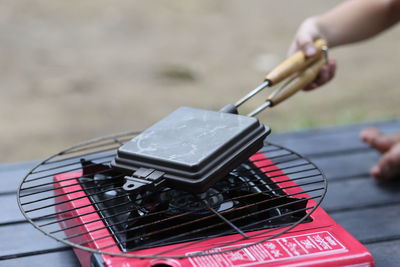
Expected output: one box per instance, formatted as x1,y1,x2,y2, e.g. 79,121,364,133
1,119,400,267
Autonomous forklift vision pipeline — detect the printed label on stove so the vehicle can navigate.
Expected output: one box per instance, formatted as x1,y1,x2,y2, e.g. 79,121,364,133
187,231,348,267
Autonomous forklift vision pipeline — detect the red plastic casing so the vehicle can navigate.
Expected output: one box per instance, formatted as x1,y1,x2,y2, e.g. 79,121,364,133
54,153,374,267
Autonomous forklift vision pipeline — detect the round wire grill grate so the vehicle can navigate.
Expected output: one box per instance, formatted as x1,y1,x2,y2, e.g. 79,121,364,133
17,131,327,259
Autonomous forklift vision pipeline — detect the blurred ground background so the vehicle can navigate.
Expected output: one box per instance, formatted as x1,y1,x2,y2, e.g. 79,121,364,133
0,0,399,162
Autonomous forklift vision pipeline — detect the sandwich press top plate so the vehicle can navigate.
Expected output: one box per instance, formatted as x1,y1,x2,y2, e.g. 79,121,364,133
112,106,270,193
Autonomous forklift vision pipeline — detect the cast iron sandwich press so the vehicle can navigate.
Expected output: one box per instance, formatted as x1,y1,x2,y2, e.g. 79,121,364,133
112,39,328,194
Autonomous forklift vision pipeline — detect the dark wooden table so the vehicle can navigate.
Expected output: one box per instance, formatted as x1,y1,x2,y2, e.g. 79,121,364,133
1,119,400,267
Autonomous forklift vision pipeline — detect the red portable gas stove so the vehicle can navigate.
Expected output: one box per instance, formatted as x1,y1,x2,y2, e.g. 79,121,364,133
22,133,371,267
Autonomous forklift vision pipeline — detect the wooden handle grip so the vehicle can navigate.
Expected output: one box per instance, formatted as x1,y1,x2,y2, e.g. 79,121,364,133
267,57,326,106
265,39,327,85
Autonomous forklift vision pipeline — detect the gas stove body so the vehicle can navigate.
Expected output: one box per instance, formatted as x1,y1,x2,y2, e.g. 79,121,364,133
54,152,374,267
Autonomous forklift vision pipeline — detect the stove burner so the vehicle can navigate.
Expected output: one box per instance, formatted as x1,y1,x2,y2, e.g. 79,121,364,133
164,188,228,216
79,159,312,252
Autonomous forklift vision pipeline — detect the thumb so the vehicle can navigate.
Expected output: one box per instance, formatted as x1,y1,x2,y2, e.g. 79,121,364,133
297,34,317,57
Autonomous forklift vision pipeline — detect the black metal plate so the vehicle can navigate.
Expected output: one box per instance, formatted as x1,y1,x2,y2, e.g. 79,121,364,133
112,107,270,193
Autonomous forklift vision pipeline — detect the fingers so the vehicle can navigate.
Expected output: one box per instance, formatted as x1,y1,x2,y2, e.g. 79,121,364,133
302,82,318,91
360,128,382,143
288,18,335,91
288,18,321,56
315,59,336,84
370,143,400,180
360,127,397,153
360,128,400,180
302,59,336,91
297,33,317,57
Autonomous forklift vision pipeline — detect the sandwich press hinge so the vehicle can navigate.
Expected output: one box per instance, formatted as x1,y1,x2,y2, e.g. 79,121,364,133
123,167,166,193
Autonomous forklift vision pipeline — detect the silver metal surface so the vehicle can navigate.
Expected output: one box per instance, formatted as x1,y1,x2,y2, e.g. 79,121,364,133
235,80,270,108
247,101,272,117
17,131,327,259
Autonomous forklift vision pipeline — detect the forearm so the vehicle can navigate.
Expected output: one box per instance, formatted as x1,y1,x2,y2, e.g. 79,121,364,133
315,0,400,47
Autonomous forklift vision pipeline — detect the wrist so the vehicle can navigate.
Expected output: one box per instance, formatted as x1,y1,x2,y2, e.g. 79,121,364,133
309,16,329,43
313,14,343,48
